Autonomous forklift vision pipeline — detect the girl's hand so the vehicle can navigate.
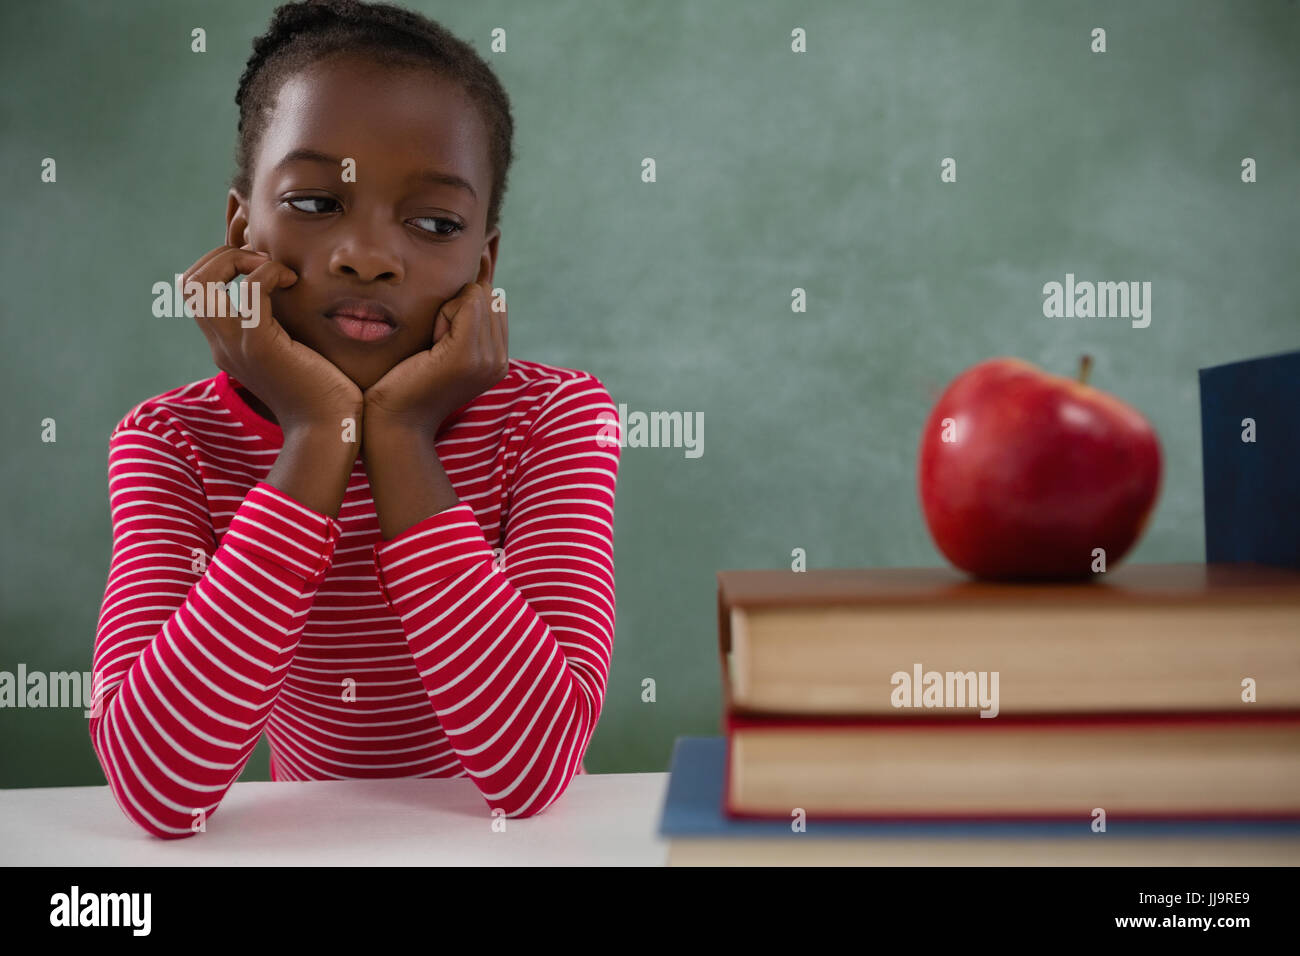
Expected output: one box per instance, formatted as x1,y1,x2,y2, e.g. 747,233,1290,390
183,244,363,434
362,277,508,436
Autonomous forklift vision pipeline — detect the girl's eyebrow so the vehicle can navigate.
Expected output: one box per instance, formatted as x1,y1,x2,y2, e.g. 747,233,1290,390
274,147,477,201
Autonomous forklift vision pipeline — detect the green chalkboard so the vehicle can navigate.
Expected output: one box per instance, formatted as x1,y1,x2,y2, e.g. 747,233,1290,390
1,0,1297,787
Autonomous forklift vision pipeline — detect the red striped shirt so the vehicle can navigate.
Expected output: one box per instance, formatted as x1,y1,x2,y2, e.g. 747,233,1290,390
91,359,620,838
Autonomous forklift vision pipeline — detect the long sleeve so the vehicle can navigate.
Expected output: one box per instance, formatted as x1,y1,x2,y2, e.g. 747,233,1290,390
372,375,620,817
90,420,341,839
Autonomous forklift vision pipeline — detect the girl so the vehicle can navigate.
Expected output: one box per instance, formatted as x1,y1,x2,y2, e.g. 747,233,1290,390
91,0,619,839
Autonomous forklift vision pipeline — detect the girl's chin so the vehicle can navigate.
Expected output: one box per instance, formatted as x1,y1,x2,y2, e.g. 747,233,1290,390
341,362,393,393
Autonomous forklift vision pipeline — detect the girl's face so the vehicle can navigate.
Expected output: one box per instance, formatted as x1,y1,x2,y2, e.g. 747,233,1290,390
225,53,499,391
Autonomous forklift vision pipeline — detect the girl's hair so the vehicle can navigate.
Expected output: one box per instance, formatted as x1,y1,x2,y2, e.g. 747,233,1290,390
233,0,514,234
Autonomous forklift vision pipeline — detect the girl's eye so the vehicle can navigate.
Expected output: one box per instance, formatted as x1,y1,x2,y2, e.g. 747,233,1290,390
410,217,463,238
282,199,460,237
286,197,340,214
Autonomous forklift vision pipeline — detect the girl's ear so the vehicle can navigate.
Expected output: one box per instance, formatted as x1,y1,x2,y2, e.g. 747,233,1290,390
225,189,253,249
477,226,500,287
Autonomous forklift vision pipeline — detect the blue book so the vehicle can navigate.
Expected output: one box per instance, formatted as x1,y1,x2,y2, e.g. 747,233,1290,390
1200,349,1300,569
658,737,1300,846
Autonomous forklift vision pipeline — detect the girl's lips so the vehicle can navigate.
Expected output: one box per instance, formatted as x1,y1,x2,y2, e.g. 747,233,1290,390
330,313,398,342
323,297,399,342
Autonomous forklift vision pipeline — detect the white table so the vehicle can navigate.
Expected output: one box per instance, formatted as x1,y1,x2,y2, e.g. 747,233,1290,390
0,773,672,866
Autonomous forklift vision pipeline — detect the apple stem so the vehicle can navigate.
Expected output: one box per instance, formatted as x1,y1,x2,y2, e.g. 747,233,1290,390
1079,354,1093,386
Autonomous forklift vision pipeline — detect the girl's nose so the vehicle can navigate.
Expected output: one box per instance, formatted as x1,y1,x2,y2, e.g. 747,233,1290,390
329,230,402,283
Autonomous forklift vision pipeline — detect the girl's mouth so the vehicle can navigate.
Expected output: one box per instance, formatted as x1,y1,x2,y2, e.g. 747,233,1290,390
324,298,399,343
331,314,398,342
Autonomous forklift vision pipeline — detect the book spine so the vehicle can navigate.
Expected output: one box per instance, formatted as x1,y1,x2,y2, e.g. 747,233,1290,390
725,709,1300,732
722,805,1300,823
717,582,733,732
721,710,1300,821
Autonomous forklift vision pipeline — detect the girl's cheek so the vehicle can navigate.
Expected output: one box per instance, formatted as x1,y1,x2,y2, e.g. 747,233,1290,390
268,287,297,330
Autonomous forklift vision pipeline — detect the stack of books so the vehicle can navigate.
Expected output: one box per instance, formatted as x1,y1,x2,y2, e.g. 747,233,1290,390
659,562,1300,865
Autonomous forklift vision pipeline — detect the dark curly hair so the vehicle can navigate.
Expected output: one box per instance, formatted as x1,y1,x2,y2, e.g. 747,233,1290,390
233,0,514,235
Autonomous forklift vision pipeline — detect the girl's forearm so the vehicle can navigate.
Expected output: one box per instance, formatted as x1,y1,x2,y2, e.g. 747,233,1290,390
266,422,361,519
364,421,460,540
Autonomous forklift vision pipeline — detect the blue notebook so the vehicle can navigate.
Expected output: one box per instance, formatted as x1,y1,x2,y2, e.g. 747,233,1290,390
1200,349,1300,569
657,736,1300,839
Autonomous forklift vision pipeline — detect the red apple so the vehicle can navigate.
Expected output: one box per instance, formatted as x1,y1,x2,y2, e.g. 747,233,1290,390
918,356,1161,580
